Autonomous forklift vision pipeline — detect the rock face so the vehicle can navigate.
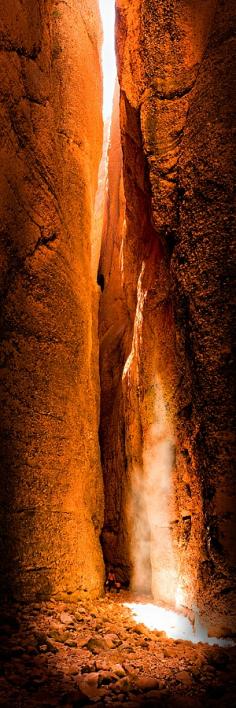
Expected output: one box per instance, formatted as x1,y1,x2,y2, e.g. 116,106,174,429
99,0,236,633
0,0,104,600
99,83,130,581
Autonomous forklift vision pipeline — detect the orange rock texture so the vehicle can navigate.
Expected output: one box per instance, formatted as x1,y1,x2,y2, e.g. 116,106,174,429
99,0,236,634
0,0,104,600
99,83,130,581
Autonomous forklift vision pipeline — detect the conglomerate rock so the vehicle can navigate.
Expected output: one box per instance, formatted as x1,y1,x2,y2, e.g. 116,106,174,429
0,0,104,600
99,0,236,635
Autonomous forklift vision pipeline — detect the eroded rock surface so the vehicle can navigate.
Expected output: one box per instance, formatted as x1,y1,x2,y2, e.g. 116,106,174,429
99,0,236,634
0,0,104,600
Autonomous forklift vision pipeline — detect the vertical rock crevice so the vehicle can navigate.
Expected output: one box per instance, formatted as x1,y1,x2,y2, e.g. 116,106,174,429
99,0,236,635
98,83,131,584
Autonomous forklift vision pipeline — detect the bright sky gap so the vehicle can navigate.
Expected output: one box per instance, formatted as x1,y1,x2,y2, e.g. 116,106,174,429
99,0,117,119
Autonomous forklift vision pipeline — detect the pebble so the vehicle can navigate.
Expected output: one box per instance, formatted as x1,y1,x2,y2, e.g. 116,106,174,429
112,663,126,677
163,646,177,658
133,624,148,636
77,674,107,701
111,676,132,693
103,633,121,648
175,670,193,685
60,612,75,626
134,676,160,691
98,671,116,686
85,636,110,654
78,671,99,688
81,663,96,674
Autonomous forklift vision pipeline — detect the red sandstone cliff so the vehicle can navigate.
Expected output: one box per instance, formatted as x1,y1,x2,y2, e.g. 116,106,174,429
99,0,236,635
0,0,104,600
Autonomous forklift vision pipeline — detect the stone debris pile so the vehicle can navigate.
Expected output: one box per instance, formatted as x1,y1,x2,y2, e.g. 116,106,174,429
0,592,235,707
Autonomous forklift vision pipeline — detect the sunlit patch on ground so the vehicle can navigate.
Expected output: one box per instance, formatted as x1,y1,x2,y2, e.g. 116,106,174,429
124,601,234,647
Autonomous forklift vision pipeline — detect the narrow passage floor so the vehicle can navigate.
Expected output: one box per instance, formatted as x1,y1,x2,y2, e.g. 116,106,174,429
1,592,236,707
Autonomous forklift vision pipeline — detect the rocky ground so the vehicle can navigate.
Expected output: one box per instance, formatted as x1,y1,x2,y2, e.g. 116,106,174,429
0,592,235,708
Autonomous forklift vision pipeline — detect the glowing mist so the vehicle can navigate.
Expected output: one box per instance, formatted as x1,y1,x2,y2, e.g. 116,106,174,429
128,376,178,605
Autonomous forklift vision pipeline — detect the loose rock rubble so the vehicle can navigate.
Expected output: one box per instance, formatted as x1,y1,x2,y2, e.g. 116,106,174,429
0,592,235,707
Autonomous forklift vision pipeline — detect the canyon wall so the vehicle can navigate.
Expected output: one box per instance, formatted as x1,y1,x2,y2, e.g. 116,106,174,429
100,0,236,634
99,84,131,582
0,0,104,601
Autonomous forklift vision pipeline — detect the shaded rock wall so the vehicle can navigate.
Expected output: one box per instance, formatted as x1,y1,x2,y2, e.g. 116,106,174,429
0,0,104,600
99,83,131,582
100,0,236,634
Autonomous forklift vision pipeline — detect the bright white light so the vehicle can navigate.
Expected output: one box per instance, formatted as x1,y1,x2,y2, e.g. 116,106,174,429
99,0,117,119
124,602,234,647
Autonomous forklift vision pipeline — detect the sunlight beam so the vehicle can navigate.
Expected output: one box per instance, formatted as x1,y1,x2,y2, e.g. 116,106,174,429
99,0,117,120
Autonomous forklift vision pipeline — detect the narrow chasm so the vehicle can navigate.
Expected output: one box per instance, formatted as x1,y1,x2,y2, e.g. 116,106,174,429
0,0,235,706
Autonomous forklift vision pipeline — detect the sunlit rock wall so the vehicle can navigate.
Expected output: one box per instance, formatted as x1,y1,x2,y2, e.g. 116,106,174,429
100,0,236,634
0,0,104,600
